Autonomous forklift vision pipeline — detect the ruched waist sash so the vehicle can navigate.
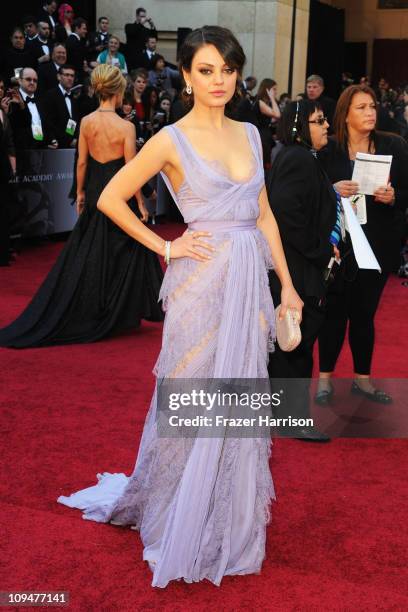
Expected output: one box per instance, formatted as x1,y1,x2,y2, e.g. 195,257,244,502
188,220,257,233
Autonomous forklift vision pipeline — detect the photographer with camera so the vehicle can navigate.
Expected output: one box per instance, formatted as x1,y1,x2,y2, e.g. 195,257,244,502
125,7,157,71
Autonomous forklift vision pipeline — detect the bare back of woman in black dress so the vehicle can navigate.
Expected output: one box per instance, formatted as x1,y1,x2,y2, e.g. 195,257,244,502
0,65,164,348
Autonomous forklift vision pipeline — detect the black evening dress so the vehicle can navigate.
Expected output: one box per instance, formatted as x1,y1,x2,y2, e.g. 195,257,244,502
0,156,164,348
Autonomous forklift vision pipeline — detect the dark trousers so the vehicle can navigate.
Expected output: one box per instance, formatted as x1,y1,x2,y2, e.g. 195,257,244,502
318,268,389,375
268,295,325,420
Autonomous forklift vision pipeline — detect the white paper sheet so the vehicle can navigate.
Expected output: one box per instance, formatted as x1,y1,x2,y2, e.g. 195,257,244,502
351,152,392,195
341,197,381,272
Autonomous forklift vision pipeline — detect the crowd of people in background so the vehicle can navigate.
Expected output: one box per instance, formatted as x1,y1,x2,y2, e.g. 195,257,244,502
0,2,408,275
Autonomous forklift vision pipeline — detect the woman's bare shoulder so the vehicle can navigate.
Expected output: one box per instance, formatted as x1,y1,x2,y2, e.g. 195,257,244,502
145,126,174,149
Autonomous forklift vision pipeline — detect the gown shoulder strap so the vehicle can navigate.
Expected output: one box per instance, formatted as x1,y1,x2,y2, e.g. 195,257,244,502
246,122,263,166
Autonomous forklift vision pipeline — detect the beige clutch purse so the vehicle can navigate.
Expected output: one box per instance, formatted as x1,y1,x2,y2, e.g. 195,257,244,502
275,305,302,352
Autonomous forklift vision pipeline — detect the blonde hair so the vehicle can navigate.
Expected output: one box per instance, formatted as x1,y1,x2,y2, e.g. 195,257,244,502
91,64,126,101
109,34,121,45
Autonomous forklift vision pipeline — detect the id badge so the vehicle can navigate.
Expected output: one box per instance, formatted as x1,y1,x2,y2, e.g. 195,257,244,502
339,207,346,240
66,118,77,136
352,194,367,225
32,123,44,141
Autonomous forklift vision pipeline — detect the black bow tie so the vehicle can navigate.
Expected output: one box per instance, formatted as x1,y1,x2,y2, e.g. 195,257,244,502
26,97,36,104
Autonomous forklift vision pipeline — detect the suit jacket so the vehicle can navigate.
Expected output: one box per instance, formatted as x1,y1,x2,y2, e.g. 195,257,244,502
8,97,49,150
319,134,408,271
134,49,157,70
43,86,79,147
66,34,87,75
124,22,158,69
37,9,58,37
38,61,59,92
266,144,337,298
88,30,110,61
26,37,54,63
3,47,37,84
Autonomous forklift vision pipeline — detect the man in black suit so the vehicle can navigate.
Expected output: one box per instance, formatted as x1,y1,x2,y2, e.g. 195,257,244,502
38,1,58,39
26,21,53,67
134,35,158,70
88,16,111,66
43,65,79,149
125,7,158,71
306,75,336,131
66,18,90,81
22,16,38,44
38,44,67,93
8,68,52,150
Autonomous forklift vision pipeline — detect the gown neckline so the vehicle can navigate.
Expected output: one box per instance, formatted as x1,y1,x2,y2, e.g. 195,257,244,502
171,122,258,185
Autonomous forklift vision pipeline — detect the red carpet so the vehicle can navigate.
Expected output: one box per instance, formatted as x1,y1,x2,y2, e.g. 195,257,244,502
1,226,407,611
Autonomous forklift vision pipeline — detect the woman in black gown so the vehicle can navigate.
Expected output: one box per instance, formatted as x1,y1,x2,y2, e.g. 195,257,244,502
0,65,164,348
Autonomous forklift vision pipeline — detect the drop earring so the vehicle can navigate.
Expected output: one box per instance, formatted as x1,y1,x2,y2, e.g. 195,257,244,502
186,84,192,95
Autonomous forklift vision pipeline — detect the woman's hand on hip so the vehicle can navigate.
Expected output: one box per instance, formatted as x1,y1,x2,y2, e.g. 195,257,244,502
169,230,215,262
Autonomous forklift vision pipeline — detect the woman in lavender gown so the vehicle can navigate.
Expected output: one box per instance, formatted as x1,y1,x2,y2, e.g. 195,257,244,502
57,26,303,587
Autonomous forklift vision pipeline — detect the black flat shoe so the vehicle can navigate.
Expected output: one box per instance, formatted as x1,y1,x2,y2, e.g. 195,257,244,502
351,381,393,404
314,384,334,405
294,426,331,442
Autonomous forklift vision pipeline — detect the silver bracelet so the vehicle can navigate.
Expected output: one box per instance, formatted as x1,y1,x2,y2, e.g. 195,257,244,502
164,241,171,265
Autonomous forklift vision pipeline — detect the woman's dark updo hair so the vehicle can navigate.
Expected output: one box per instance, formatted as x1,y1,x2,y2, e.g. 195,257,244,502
178,25,246,108
278,99,323,147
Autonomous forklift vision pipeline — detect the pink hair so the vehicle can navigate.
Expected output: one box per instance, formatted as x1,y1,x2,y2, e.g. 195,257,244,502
58,3,74,26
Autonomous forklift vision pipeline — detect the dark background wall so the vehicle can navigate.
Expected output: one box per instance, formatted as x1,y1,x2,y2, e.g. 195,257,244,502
306,0,345,99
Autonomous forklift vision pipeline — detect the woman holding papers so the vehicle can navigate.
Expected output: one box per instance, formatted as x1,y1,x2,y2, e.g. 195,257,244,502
316,84,408,404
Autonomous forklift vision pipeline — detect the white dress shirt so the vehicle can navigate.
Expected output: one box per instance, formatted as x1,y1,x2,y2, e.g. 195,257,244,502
58,83,72,117
38,37,50,56
20,87,42,130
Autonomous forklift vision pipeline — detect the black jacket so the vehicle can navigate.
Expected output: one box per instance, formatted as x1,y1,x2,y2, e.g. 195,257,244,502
26,37,54,63
37,9,58,37
124,22,158,69
3,47,37,84
267,145,337,298
43,86,79,147
38,61,59,93
66,34,88,76
87,30,110,61
8,97,49,150
134,49,158,70
318,134,408,271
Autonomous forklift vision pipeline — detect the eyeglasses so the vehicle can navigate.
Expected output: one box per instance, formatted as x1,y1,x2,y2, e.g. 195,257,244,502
22,77,38,83
308,116,328,126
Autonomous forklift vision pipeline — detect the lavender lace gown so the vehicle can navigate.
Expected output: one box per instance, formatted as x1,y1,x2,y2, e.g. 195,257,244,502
57,122,276,588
